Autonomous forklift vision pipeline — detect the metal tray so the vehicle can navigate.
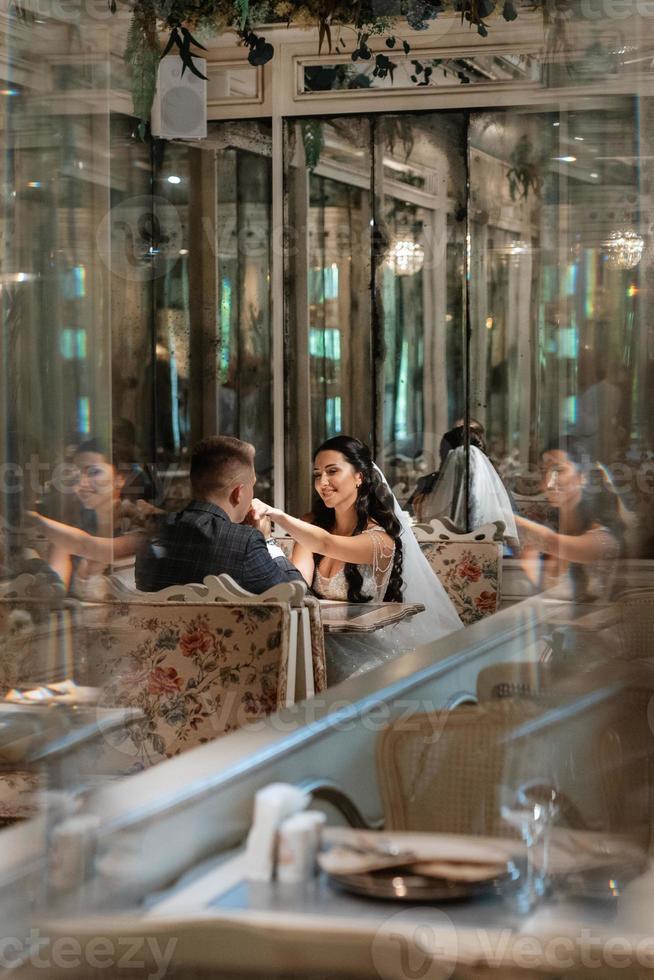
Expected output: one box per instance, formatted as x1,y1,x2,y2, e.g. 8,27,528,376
327,864,519,902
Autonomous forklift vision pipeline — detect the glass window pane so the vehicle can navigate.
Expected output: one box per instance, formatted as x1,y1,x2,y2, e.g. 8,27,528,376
285,117,373,518
375,113,467,504
120,120,275,504
469,102,649,598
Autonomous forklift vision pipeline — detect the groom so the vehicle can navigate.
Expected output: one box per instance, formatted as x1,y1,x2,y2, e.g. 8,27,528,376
135,436,303,593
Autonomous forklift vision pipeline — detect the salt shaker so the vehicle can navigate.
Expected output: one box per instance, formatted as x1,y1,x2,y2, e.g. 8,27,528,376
276,810,326,884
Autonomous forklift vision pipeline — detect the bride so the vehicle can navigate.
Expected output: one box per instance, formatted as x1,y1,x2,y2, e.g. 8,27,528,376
252,435,462,684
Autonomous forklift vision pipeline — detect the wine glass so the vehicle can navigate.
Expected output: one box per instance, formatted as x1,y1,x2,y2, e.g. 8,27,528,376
499,747,559,913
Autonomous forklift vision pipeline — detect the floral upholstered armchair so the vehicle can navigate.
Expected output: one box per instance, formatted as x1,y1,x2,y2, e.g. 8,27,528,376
512,492,555,527
413,520,504,626
0,574,81,691
0,574,82,823
0,771,40,825
85,599,295,768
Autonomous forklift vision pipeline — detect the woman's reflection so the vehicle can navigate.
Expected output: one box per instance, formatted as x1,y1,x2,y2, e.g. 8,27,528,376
516,440,629,601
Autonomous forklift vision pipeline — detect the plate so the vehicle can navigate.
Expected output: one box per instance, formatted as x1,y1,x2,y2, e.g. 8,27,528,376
327,863,519,902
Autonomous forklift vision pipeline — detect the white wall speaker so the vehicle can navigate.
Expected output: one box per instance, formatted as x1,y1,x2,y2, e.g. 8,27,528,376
151,56,207,140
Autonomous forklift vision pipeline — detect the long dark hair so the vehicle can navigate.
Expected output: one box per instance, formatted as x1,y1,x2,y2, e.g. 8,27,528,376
543,438,624,541
441,422,488,457
542,438,626,598
311,435,404,603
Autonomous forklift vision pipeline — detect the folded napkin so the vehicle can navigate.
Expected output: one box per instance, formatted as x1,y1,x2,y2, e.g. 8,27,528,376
319,828,510,882
545,828,648,876
319,828,648,882
4,680,100,706
410,860,507,881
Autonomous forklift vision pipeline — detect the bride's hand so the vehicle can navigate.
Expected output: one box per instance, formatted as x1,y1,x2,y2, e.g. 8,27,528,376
25,510,65,540
243,506,271,539
250,498,272,521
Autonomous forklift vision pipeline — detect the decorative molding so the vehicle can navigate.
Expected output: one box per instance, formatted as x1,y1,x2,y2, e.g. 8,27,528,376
206,60,263,108
107,576,207,603
202,575,309,607
311,157,444,210
413,518,506,543
106,573,309,607
293,42,543,102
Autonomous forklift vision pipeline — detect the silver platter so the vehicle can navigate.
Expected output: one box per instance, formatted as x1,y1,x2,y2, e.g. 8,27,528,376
327,864,518,902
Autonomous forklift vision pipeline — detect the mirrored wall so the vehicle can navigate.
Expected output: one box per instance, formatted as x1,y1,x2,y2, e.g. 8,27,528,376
3,65,654,581
112,119,275,507
284,101,654,559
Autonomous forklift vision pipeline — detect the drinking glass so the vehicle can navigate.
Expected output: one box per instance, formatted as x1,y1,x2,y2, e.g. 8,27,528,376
500,751,559,913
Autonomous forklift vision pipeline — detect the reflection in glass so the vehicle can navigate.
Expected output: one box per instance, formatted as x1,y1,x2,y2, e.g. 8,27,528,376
0,61,116,544
469,103,654,595
215,140,273,497
301,53,541,94
376,114,467,500
111,120,275,504
469,105,647,478
285,113,468,514
285,117,373,517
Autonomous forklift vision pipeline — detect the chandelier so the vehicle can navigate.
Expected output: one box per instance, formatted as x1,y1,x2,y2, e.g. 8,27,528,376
386,236,425,277
603,230,644,270
507,240,530,256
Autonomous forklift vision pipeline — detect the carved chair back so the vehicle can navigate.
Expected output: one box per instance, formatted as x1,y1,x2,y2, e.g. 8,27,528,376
84,594,294,768
0,575,83,692
103,574,326,702
412,519,504,626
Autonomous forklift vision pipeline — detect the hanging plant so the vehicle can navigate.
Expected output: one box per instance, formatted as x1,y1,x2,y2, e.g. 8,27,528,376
506,133,547,201
300,118,325,170
116,0,546,127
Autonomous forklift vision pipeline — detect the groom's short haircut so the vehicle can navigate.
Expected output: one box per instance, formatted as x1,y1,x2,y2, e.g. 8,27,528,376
190,436,255,498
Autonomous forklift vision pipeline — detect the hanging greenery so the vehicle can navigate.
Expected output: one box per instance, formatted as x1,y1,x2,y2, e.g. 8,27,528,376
300,118,325,170
118,0,539,126
506,133,547,201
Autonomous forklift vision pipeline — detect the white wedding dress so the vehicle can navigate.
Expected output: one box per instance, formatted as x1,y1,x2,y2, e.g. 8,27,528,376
313,526,394,602
312,474,463,686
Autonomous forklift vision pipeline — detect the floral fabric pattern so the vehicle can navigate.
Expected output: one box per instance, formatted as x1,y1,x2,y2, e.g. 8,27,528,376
420,542,501,626
0,770,40,821
513,494,556,527
0,602,82,694
305,597,327,694
85,602,291,767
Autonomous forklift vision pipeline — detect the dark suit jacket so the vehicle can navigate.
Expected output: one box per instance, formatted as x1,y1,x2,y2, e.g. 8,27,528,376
135,500,303,594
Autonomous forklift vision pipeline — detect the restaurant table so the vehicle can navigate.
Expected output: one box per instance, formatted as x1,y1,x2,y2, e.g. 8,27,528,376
318,600,425,633
117,828,654,978
0,702,144,791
